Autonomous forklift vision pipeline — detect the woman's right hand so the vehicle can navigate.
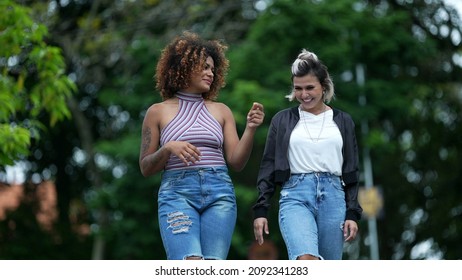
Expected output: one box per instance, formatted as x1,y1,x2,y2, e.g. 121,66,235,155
253,217,269,245
165,141,202,166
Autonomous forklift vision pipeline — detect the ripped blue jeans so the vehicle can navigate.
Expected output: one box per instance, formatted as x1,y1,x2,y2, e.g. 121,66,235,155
279,172,346,260
157,166,237,260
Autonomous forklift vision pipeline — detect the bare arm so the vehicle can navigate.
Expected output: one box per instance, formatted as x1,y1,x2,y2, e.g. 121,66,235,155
139,104,202,177
223,102,264,171
139,105,169,177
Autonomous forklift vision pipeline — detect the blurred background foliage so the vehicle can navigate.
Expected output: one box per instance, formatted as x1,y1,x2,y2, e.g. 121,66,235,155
1,0,461,260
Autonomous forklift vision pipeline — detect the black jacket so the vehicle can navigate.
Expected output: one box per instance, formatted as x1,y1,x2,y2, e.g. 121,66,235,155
253,106,363,221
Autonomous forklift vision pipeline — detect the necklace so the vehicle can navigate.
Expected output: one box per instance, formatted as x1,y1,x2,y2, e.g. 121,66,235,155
300,104,327,143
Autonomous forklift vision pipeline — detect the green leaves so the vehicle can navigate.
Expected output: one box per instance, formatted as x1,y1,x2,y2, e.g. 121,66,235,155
0,0,76,165
0,124,30,165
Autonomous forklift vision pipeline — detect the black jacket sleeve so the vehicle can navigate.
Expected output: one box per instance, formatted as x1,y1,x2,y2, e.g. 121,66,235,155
252,117,278,219
341,113,362,221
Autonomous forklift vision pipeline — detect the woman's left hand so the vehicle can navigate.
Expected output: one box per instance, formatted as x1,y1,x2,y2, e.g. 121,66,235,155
247,102,265,128
344,220,358,242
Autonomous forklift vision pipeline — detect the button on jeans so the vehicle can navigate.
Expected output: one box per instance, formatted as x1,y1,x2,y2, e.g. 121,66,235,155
157,166,237,260
278,172,346,260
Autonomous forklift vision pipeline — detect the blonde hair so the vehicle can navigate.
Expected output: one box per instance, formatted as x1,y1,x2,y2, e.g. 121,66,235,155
286,49,335,103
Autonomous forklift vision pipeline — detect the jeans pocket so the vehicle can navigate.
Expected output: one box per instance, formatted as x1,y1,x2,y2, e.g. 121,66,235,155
215,170,233,185
282,174,302,190
159,174,183,192
330,176,343,191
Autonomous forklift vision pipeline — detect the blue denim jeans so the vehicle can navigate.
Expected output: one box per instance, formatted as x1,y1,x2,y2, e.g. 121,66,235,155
278,172,346,260
157,166,237,260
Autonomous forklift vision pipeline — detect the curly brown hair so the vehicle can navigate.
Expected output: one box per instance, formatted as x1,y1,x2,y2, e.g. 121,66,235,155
155,31,229,101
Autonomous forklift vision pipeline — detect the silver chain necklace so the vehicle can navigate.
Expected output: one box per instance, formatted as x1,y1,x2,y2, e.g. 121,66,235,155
300,104,327,143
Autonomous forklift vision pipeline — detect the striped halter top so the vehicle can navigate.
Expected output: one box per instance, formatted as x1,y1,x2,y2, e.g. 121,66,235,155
160,92,226,170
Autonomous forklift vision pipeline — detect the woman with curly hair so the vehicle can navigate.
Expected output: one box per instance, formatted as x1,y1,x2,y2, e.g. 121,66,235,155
139,31,265,260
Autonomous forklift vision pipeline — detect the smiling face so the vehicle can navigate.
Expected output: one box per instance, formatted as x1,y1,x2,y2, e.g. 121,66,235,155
293,74,325,114
182,56,214,94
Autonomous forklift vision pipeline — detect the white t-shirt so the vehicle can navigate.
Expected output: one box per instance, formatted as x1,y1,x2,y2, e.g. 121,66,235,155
288,108,343,176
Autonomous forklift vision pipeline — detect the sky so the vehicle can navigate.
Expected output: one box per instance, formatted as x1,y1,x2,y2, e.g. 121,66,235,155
444,0,462,16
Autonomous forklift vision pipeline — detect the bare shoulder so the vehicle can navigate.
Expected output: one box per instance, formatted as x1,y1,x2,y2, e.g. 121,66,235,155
205,101,233,125
145,102,161,114
144,103,163,122
144,99,179,129
206,101,232,115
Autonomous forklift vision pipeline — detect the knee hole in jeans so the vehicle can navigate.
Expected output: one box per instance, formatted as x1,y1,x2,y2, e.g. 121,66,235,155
185,256,203,260
297,254,320,260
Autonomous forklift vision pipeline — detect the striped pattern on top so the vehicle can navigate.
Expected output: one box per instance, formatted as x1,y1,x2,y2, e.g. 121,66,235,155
160,92,226,170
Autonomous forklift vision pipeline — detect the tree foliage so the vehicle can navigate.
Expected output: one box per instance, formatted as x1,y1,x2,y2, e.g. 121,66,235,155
0,0,76,166
223,0,462,259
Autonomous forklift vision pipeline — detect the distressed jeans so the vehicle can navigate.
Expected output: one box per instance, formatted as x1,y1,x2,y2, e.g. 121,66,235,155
157,166,237,260
278,172,346,260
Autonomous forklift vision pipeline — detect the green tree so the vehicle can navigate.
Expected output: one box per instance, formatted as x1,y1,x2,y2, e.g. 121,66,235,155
2,0,461,260
0,0,76,166
224,0,462,259
1,0,262,260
